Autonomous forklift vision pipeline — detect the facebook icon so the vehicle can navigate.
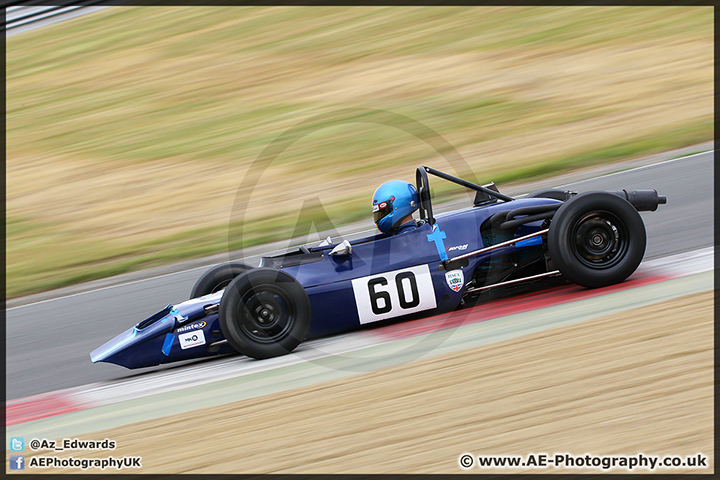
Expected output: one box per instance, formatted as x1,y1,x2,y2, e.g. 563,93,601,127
9,455,25,470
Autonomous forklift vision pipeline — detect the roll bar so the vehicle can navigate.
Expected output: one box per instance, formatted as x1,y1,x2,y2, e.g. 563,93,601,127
415,167,434,225
415,166,514,224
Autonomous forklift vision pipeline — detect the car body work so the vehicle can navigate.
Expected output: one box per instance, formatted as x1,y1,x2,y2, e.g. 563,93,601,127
92,166,665,368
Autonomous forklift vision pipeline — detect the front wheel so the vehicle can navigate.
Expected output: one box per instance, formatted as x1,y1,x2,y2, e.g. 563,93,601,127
219,269,311,359
191,262,253,298
548,191,646,288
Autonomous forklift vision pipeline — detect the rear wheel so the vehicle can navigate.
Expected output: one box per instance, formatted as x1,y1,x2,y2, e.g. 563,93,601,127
528,189,571,201
548,191,646,288
219,268,311,359
191,262,253,298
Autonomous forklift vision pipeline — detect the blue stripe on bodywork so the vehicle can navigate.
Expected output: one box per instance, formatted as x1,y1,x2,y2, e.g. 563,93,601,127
515,236,543,248
161,333,174,356
426,223,449,261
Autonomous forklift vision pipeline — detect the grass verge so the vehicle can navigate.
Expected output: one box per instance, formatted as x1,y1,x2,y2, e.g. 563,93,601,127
6,119,711,299
5,6,713,298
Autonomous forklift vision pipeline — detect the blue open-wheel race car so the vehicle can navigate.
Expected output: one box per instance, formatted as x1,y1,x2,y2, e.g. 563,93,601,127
91,166,666,368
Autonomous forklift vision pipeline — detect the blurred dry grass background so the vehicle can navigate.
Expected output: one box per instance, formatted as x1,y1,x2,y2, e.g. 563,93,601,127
5,6,713,297
15,291,713,474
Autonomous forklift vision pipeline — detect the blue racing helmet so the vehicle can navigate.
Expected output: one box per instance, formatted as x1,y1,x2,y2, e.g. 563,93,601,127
372,180,419,233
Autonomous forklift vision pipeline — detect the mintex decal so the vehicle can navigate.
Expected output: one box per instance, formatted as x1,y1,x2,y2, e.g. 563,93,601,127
179,330,206,349
177,321,207,333
445,270,465,293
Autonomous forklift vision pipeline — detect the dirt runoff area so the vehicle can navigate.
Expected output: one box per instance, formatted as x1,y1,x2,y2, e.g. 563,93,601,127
18,291,713,474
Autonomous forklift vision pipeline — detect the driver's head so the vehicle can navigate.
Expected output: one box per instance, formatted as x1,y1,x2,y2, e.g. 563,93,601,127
372,180,419,233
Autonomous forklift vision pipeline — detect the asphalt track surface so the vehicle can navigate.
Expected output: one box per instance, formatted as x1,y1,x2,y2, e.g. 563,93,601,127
5,150,713,400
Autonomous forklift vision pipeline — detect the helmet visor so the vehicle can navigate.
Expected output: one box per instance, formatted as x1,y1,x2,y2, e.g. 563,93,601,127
372,200,393,224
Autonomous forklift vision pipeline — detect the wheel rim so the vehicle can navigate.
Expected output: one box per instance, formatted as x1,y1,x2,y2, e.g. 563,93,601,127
570,210,628,269
237,285,296,344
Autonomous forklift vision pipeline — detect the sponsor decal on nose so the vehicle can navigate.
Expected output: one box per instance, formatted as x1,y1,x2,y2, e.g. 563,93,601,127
176,321,207,333
178,330,206,349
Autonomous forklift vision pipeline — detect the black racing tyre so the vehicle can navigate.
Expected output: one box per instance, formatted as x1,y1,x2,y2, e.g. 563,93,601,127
548,191,646,289
528,189,570,201
191,262,253,298
219,268,311,359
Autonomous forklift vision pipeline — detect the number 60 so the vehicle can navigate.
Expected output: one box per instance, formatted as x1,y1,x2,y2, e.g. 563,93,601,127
367,272,420,315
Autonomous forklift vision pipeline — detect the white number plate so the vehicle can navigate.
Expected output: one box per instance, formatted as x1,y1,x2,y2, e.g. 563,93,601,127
351,265,437,325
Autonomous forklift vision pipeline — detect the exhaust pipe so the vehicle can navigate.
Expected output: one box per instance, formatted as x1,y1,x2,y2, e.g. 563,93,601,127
610,189,667,212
